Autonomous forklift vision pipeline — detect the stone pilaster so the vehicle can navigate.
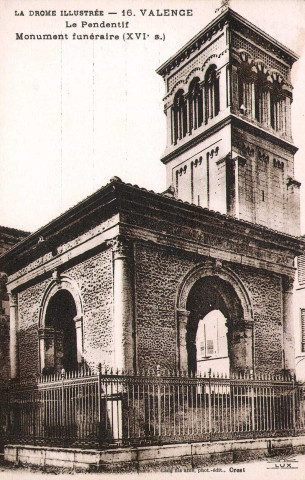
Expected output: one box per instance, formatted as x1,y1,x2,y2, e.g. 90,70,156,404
177,309,190,372
200,81,206,123
282,276,295,374
285,96,292,138
219,66,227,113
244,320,254,370
234,155,241,219
112,238,134,372
226,66,231,107
73,315,83,364
185,93,191,135
165,104,173,147
250,82,255,120
229,317,253,372
9,292,18,379
231,65,239,113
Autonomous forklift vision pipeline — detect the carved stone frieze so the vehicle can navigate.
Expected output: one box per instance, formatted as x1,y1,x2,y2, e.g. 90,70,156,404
158,19,227,78
240,143,255,157
8,292,17,307
283,275,295,293
107,236,132,260
126,211,295,270
207,146,219,159
258,150,270,164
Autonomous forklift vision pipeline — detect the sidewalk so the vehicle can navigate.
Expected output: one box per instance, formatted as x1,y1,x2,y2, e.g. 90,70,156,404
0,453,304,480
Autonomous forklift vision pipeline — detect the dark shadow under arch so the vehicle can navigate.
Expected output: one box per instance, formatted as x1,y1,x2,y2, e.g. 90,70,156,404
45,289,78,372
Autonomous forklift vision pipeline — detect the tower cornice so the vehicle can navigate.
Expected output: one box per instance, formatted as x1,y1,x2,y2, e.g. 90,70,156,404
156,8,298,79
160,114,298,166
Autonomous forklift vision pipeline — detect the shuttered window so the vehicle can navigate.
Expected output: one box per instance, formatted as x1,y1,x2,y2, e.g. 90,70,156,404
207,339,214,356
298,256,305,285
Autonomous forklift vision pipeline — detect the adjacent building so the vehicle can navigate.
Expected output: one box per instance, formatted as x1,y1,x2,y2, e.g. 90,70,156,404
295,249,305,380
0,226,30,382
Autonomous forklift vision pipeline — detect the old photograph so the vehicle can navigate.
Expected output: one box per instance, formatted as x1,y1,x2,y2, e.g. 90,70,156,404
1,0,305,478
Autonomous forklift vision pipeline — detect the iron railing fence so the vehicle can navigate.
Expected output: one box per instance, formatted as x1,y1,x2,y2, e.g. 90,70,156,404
1,367,305,449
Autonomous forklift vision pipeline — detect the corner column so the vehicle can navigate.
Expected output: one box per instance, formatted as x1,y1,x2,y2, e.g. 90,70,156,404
177,309,190,372
9,292,18,379
283,276,296,374
113,238,134,373
73,316,83,364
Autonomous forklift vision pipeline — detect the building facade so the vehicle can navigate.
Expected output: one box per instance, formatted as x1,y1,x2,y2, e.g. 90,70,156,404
0,8,303,382
0,226,30,382
295,250,305,380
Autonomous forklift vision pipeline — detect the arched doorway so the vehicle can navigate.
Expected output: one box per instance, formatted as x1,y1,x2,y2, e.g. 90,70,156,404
39,277,83,374
177,264,253,376
44,289,78,372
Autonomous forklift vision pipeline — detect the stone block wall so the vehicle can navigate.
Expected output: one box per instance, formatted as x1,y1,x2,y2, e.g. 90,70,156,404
134,241,284,374
134,242,194,371
232,127,297,235
18,278,50,379
65,248,113,369
233,265,283,373
0,316,9,382
17,247,113,380
0,274,10,383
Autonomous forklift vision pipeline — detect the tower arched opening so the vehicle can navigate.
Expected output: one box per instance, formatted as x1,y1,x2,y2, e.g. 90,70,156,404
189,77,203,132
204,65,220,123
173,89,187,143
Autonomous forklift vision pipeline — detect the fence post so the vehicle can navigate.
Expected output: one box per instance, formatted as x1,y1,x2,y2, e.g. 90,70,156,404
157,365,161,438
61,369,65,443
6,383,11,443
32,380,36,446
292,374,296,436
250,369,255,439
208,369,212,441
97,363,102,448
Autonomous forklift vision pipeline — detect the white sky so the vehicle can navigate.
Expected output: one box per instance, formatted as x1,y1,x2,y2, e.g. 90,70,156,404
1,0,305,233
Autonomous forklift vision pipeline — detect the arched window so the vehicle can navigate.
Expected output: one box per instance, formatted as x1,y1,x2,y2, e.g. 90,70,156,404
270,85,286,133
189,78,203,132
173,90,187,143
254,72,270,126
39,284,83,375
44,290,78,373
205,66,220,123
237,67,255,119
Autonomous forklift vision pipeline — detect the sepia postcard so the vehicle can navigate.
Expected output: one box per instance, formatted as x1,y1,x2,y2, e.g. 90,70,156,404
1,0,305,479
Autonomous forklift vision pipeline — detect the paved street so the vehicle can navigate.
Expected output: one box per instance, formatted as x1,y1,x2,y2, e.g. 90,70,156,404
0,453,304,480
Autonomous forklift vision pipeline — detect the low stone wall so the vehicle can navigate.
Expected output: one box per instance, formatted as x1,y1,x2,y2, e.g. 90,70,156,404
5,436,305,472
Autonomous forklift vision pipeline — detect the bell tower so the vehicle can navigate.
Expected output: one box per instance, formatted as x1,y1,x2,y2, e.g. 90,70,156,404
157,7,300,236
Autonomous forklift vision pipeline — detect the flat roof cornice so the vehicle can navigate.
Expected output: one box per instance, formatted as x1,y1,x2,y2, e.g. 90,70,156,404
1,178,304,273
